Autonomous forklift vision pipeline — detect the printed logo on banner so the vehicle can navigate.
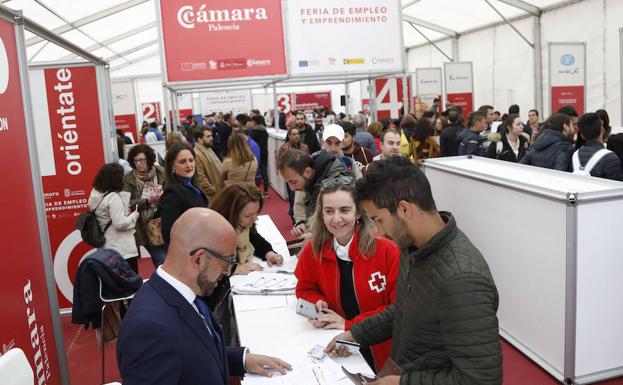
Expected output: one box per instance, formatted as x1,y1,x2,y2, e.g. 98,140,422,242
560,54,575,66
343,58,365,65
0,38,9,94
247,59,271,67
449,74,469,81
371,57,394,65
328,57,336,65
218,58,247,70
176,5,269,30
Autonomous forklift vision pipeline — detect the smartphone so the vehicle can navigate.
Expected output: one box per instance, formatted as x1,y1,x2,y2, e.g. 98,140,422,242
296,298,318,319
335,339,360,354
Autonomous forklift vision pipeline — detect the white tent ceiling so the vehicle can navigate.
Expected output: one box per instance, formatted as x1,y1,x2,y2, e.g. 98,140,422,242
1,0,573,77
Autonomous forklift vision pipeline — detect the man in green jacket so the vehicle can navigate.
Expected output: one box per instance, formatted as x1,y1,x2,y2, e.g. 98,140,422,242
326,157,502,385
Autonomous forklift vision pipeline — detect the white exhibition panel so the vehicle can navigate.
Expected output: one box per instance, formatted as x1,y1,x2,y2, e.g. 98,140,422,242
424,161,567,378
285,0,404,76
550,43,585,88
111,81,135,115
267,128,288,199
28,68,55,177
443,62,473,94
423,156,623,383
414,67,442,98
575,201,623,379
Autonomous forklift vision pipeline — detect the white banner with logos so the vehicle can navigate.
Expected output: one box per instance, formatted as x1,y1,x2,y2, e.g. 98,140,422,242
549,42,585,87
415,67,443,96
444,62,473,94
200,89,253,114
285,0,404,76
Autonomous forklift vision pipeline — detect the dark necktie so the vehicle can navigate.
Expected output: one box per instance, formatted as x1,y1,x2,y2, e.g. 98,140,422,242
193,297,223,362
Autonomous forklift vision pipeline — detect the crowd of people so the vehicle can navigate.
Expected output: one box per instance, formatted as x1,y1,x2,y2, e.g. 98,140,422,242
94,100,622,385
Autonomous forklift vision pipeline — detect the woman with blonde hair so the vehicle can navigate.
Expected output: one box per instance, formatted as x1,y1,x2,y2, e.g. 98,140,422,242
221,133,258,186
294,176,399,372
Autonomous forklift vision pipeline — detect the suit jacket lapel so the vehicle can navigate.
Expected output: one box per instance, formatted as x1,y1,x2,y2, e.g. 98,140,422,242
149,273,226,376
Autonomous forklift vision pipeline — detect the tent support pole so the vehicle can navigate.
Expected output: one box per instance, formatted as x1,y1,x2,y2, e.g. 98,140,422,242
408,22,453,62
534,15,544,116
344,82,350,116
483,0,535,48
452,38,459,62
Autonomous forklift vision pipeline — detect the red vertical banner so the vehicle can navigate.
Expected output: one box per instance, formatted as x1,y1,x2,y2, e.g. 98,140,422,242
115,113,137,141
446,93,474,122
37,66,106,309
549,43,586,116
375,77,411,119
169,108,193,124
0,19,63,385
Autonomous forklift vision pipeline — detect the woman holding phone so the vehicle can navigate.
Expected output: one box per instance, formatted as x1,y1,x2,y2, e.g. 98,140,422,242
294,175,399,372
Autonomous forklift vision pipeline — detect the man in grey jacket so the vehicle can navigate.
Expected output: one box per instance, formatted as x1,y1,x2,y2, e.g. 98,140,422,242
353,113,379,156
326,157,502,385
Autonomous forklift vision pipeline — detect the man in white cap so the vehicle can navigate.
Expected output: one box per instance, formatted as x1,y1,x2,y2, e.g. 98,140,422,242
321,123,346,158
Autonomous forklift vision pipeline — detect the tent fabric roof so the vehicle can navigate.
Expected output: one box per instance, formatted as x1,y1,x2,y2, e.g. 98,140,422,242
2,0,570,77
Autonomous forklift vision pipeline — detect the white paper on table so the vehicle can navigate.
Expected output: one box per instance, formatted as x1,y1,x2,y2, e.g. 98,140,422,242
259,255,298,274
242,357,344,385
233,295,291,312
231,271,297,295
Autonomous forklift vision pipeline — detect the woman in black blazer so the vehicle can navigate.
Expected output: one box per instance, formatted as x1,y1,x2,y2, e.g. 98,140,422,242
158,143,208,244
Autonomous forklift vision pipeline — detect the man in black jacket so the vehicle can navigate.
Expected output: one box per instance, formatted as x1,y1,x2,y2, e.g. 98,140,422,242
250,115,270,196
521,113,575,172
214,113,234,159
326,157,502,385
279,149,351,237
457,111,487,156
295,112,321,153
573,112,623,181
439,108,464,157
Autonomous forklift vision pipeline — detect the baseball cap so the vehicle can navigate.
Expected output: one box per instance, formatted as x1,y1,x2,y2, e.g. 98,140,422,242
322,124,344,142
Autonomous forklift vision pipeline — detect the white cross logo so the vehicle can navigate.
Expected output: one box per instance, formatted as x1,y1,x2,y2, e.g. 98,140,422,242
368,272,387,293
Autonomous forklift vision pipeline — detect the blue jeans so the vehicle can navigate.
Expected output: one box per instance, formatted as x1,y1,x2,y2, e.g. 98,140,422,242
144,244,167,267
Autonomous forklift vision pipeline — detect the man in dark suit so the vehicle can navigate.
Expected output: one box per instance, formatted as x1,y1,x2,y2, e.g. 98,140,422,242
117,208,291,385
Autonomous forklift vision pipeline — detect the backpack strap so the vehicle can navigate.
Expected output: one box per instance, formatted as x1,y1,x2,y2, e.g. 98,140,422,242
572,150,581,172
496,141,503,157
583,148,612,174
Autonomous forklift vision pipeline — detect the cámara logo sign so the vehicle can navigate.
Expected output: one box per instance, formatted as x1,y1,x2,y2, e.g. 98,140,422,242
177,5,268,29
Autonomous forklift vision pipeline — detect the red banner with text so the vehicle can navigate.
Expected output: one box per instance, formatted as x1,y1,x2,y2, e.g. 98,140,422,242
446,93,473,122
159,0,287,82
115,113,137,142
40,66,106,309
551,86,584,116
293,92,332,113
0,18,63,385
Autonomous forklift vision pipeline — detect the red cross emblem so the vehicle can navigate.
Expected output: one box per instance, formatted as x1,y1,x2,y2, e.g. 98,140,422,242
368,272,387,293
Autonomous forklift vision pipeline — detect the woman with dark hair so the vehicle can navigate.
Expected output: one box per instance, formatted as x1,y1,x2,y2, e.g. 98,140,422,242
596,109,612,142
487,114,529,163
210,184,284,275
157,143,207,244
295,176,399,372
88,163,140,272
409,118,440,164
221,133,258,186
520,113,574,171
123,144,166,266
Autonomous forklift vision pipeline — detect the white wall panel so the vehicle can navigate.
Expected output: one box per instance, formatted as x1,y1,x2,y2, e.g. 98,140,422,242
459,28,494,110
605,0,623,126
493,17,535,115
541,0,604,117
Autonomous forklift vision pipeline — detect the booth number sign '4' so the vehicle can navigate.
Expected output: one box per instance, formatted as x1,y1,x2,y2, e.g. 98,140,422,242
375,78,407,119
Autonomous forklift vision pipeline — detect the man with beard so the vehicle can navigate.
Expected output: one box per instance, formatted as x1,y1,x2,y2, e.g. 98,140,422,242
325,157,502,385
194,126,224,200
341,121,374,173
295,112,321,153
117,208,291,385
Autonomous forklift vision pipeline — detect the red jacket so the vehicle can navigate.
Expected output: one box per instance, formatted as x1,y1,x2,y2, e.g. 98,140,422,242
295,232,400,370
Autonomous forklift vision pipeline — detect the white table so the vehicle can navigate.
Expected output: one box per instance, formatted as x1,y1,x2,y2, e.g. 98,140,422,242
234,295,374,384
